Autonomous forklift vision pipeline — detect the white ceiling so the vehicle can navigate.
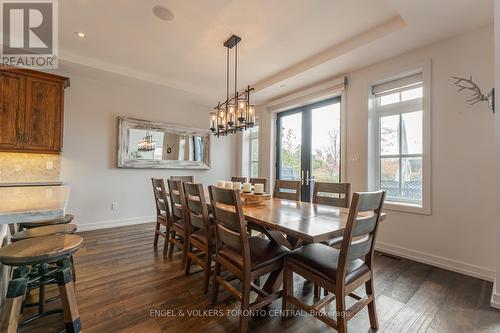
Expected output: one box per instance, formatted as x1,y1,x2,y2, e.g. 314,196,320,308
58,0,493,105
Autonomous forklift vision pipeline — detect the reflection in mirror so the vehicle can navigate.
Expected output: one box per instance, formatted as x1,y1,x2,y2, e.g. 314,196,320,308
118,117,210,169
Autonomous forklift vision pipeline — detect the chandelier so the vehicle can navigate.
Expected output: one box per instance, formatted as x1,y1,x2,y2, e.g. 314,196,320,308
138,131,156,152
210,35,255,137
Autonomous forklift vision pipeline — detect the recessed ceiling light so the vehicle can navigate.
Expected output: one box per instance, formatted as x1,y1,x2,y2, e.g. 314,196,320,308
152,5,175,21
75,32,86,38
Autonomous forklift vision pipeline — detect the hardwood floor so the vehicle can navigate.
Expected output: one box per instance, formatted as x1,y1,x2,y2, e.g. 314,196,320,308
20,223,500,332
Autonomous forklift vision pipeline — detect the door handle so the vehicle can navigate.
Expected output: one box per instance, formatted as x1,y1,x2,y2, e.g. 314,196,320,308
306,170,310,186
301,170,304,185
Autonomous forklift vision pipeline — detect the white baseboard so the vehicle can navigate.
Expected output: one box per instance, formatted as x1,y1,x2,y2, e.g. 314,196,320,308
491,280,500,309
75,216,155,232
376,241,495,282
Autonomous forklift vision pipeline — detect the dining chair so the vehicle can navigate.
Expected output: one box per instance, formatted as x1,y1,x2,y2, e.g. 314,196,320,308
311,182,351,297
152,178,171,254
249,177,267,192
170,175,194,182
313,182,351,207
282,191,386,333
208,186,289,333
183,182,214,294
313,182,351,249
166,179,189,267
231,176,247,183
273,179,301,201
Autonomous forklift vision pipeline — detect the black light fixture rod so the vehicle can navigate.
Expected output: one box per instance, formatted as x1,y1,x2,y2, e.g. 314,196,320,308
226,46,229,105
235,42,238,97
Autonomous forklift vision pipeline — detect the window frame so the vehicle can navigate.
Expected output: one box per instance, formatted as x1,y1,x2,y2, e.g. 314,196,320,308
368,62,431,215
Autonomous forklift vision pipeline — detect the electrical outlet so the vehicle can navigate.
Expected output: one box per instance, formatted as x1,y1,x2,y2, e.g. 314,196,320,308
46,161,53,170
111,202,118,211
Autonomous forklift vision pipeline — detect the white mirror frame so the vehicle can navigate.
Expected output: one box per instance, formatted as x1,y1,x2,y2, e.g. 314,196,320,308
117,116,211,169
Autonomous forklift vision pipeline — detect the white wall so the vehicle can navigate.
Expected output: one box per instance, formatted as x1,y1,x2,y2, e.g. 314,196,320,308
58,71,236,231
493,1,500,307
260,24,496,280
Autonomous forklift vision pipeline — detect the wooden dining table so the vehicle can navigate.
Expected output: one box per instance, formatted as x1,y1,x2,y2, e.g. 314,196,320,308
236,197,387,297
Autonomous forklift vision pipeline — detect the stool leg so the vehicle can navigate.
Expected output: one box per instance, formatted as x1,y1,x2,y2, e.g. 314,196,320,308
55,265,81,333
70,255,77,282
38,264,49,315
0,278,27,333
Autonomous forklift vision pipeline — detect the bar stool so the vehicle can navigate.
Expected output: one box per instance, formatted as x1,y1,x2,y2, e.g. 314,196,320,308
11,223,79,282
19,214,74,229
0,234,83,333
11,224,78,242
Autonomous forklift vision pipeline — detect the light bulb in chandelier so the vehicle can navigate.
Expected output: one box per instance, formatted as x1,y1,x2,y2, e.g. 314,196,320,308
247,105,256,126
227,103,236,127
210,112,217,132
217,109,226,129
237,97,247,123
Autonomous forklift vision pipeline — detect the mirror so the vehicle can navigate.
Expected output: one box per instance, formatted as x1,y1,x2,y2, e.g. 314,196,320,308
117,117,210,169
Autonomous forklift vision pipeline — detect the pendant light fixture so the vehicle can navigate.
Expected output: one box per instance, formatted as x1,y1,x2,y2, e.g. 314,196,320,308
210,35,255,137
138,131,156,152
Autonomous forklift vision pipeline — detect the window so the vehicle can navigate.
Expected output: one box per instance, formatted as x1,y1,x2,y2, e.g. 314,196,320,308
249,125,259,177
369,70,430,213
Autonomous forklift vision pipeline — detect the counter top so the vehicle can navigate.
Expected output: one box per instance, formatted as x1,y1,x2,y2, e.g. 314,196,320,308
0,185,70,224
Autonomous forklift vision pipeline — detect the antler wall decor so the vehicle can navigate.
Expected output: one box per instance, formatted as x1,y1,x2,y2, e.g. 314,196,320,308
452,76,495,113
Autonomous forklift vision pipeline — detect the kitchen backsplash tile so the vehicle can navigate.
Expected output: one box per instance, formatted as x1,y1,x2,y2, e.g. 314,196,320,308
0,153,60,183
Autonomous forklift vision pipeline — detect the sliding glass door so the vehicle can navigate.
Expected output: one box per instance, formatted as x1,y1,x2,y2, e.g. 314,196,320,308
276,97,341,201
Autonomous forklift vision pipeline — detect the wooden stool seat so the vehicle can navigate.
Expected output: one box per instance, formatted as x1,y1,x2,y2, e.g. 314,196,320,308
0,234,83,266
20,214,74,229
11,224,77,242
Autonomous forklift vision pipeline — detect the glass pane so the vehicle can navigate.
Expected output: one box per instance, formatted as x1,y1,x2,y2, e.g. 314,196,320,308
380,157,400,198
251,138,259,162
401,111,422,154
380,92,400,106
380,115,399,155
279,112,301,180
311,102,341,182
251,162,259,178
401,157,422,201
401,86,423,101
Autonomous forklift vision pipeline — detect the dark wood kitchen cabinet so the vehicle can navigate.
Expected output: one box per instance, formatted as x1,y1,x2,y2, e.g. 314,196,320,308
0,67,69,153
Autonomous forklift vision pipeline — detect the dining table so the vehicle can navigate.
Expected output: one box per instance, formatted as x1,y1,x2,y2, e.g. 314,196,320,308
236,197,387,298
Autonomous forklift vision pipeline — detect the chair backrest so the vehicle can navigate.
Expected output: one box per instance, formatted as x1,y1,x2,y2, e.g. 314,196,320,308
208,186,250,272
250,178,267,192
183,182,211,240
231,176,247,183
312,182,351,208
151,178,171,221
170,175,194,182
167,179,187,222
337,191,386,283
273,180,301,201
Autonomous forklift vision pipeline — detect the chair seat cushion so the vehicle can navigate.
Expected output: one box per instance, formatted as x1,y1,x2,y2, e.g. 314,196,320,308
320,236,343,248
20,214,74,229
286,243,369,285
219,236,289,271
